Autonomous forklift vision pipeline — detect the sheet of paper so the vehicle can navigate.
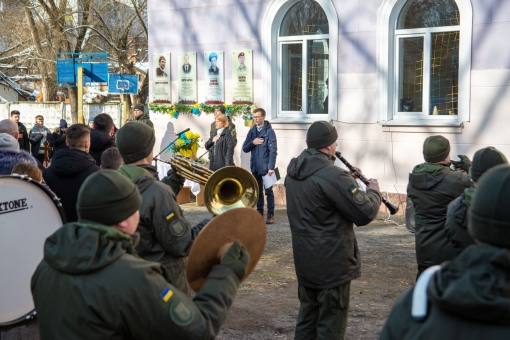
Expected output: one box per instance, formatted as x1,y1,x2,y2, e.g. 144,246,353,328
262,173,277,189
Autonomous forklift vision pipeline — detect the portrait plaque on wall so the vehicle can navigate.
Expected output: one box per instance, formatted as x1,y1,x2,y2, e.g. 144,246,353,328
178,52,197,104
203,51,224,104
232,50,253,104
152,53,171,102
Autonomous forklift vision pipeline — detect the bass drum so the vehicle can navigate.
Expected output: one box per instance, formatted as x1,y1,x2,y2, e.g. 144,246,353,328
0,175,66,326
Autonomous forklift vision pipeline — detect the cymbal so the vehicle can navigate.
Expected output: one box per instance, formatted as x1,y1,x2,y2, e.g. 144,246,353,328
186,208,267,292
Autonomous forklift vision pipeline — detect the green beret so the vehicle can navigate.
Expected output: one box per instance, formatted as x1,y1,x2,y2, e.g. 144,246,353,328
306,121,338,149
468,164,510,248
116,122,155,164
423,135,450,163
470,147,508,181
77,170,142,226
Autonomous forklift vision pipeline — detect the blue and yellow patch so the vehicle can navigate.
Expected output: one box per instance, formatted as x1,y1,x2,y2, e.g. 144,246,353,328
350,185,358,194
349,185,366,205
160,287,174,302
165,210,175,220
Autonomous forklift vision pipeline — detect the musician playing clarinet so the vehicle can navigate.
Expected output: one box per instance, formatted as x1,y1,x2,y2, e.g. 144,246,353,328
285,121,382,340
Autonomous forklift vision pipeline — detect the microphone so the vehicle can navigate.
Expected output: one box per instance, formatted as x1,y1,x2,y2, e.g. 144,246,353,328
175,128,190,136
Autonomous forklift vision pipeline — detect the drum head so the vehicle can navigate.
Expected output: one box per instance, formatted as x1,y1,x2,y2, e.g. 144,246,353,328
0,175,65,326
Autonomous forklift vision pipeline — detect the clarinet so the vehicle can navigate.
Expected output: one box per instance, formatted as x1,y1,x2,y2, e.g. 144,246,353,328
335,151,399,215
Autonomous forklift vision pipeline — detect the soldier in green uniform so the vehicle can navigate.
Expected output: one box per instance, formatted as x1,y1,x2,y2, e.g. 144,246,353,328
380,164,510,340
407,135,471,279
133,103,154,130
31,170,249,339
116,122,209,295
285,121,383,340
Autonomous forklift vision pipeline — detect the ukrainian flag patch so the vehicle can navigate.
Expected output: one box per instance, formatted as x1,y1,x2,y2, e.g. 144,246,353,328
165,210,175,220
160,287,173,302
350,185,358,193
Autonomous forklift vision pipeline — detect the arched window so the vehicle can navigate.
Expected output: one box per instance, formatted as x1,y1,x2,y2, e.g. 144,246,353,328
262,0,338,122
377,0,472,125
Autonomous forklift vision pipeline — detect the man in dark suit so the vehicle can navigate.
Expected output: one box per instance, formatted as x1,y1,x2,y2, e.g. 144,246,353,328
182,54,192,73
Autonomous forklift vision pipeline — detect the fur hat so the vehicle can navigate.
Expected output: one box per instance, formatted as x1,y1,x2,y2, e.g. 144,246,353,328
77,170,142,226
468,164,510,248
0,133,19,151
116,122,155,164
306,121,338,149
423,135,450,163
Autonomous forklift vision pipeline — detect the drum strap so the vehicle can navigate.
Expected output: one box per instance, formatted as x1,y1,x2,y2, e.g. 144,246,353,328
411,265,441,321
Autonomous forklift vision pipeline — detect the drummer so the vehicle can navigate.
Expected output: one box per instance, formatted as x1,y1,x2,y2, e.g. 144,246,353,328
31,170,250,339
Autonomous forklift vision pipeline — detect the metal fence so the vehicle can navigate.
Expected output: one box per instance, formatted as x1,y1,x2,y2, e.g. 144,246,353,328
0,102,122,130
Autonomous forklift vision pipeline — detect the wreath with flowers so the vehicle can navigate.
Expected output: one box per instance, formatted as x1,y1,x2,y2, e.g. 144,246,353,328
170,130,202,157
148,102,257,121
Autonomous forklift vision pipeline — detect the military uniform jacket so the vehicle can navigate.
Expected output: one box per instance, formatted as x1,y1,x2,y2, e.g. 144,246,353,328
407,164,471,267
134,113,154,130
379,244,510,340
285,149,382,289
118,164,207,294
444,187,476,257
31,222,240,340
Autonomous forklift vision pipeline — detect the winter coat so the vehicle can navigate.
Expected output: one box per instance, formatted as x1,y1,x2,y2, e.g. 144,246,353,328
43,149,100,222
0,149,38,175
17,121,30,151
89,129,116,166
407,163,470,268
31,222,240,340
242,121,277,175
51,128,68,151
29,124,54,159
285,149,382,289
444,187,476,257
118,164,208,294
205,127,236,171
134,113,154,130
210,117,237,145
379,244,510,339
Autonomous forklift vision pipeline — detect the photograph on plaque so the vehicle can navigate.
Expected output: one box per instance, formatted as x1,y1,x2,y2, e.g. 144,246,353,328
178,52,197,104
203,51,224,104
232,50,253,104
152,53,171,102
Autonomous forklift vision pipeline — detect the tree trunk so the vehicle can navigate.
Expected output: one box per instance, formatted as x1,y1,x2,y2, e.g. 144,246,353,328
68,87,78,124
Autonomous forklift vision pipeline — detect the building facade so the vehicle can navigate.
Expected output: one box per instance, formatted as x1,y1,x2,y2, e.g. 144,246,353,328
148,0,510,199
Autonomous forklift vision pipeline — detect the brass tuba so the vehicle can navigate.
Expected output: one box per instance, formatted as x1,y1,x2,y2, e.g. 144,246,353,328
157,156,259,216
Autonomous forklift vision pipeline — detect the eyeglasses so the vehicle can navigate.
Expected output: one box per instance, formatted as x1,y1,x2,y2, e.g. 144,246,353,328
253,116,264,119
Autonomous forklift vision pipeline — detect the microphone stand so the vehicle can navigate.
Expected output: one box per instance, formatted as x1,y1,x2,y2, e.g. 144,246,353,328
154,132,185,167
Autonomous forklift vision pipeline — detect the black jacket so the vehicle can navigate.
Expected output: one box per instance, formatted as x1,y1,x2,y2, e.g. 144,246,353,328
17,121,30,151
52,128,68,151
444,187,476,257
379,244,510,339
31,222,240,340
285,149,382,289
43,149,99,222
407,163,471,268
210,117,237,144
89,129,116,166
205,127,235,171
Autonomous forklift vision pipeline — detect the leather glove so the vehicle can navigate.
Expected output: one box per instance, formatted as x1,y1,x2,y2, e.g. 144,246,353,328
451,155,471,172
220,240,250,281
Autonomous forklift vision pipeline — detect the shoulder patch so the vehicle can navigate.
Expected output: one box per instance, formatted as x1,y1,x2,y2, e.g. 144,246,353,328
160,287,174,302
165,210,175,220
170,300,195,326
349,185,367,205
169,219,186,237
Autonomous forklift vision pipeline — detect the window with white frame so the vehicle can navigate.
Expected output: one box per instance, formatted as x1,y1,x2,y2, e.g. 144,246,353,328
378,0,472,125
261,0,338,122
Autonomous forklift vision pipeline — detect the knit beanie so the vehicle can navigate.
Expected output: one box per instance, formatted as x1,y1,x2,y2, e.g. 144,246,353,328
468,164,510,248
0,133,20,151
116,122,155,164
134,103,145,111
423,135,450,163
60,119,68,128
470,147,508,181
77,170,142,226
306,121,338,149
88,116,95,123
215,105,226,115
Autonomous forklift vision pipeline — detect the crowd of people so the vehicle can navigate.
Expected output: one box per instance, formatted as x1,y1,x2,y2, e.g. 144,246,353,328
1,106,509,339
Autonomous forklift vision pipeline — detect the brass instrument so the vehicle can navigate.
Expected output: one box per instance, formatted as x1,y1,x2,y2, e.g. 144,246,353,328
154,156,259,216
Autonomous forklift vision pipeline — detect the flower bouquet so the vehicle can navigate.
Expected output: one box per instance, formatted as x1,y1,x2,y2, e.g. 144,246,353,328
171,130,202,158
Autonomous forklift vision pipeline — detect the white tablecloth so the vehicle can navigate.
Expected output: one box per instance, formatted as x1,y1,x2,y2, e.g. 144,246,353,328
152,161,201,195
